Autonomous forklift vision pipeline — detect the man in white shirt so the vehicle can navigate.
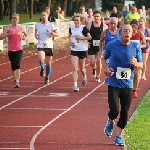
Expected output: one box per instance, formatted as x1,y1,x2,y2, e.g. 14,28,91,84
35,11,59,84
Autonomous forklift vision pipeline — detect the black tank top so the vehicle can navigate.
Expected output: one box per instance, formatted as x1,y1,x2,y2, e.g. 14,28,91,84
90,21,103,40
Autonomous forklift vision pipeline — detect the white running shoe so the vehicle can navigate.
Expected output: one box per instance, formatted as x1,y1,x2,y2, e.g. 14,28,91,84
73,86,79,92
141,76,146,80
96,76,101,82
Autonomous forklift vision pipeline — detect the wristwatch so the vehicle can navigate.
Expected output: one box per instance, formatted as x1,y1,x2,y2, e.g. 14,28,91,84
82,37,84,40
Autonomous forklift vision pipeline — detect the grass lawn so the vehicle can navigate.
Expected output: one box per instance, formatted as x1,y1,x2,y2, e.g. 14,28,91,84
0,13,41,25
0,13,72,25
125,92,150,150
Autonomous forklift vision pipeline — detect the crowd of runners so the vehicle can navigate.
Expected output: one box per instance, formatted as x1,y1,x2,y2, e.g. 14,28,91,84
0,3,150,147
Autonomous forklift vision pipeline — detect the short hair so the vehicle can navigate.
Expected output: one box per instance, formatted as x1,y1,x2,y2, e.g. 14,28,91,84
93,10,101,15
130,19,138,25
12,13,19,18
80,5,85,8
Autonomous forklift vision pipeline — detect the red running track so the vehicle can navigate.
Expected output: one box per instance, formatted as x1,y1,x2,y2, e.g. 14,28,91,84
0,48,150,150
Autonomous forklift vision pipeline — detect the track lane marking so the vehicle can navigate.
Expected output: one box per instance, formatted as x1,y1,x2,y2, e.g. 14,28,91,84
0,55,69,82
0,55,34,66
30,81,105,150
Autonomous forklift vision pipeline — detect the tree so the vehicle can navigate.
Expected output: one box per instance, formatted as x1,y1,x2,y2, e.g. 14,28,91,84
102,0,125,11
10,0,16,20
134,0,150,9
29,0,33,19
0,0,4,20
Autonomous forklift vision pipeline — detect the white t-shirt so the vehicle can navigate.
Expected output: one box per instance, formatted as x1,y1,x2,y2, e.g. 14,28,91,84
35,22,57,48
70,24,89,51
81,12,88,20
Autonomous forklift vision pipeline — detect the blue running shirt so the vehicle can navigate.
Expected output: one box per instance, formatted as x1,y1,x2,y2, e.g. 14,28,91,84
104,40,143,88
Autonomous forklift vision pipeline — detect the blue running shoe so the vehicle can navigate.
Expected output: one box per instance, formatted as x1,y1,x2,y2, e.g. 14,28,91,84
104,119,115,137
114,135,124,146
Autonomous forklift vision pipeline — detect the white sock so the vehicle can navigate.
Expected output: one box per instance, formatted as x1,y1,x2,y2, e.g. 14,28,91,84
83,76,87,80
74,82,77,87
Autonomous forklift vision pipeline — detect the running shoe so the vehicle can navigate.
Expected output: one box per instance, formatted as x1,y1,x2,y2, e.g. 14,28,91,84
92,69,96,78
73,86,79,92
141,76,146,80
132,91,137,98
82,77,87,86
40,69,45,77
104,119,115,137
114,135,124,146
96,76,101,82
14,81,20,88
45,77,50,85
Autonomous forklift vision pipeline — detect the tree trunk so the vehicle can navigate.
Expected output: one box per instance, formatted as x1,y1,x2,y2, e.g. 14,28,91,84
47,0,51,8
62,0,67,14
10,0,16,20
29,0,33,19
24,0,29,13
0,0,4,20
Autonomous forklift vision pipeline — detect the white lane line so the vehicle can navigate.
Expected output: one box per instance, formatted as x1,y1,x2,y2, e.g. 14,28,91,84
0,55,33,66
0,55,69,83
0,148,30,149
0,72,72,111
0,126,42,128
30,81,105,150
0,62,88,110
5,108,67,111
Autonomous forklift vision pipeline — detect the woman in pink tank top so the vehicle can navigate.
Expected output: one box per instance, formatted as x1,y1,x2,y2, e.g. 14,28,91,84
0,13,27,88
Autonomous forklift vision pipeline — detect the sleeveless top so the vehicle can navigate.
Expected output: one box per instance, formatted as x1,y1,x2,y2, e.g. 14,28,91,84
70,24,89,51
130,30,141,44
89,21,103,48
140,28,150,50
7,25,23,51
104,29,120,50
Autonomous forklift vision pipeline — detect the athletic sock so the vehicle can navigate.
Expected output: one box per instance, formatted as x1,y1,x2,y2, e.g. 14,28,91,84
40,62,45,70
74,82,77,88
46,66,52,78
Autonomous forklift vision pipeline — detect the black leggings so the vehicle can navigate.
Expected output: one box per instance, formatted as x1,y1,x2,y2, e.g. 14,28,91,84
108,85,132,129
8,50,23,71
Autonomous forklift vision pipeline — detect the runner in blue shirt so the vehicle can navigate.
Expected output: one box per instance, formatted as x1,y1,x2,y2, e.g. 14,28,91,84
102,24,143,146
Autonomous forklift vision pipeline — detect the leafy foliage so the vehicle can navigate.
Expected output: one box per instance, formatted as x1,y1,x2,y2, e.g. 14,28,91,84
102,0,125,11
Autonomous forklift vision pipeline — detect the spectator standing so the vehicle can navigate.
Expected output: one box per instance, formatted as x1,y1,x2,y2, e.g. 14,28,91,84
59,10,66,22
40,7,55,22
53,6,61,19
3,0,9,19
80,5,88,20
142,5,146,17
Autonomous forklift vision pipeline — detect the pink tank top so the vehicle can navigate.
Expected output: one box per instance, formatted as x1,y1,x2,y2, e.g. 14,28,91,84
8,25,23,51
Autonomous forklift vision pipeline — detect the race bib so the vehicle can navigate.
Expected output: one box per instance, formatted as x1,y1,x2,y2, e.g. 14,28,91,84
116,67,131,79
39,39,51,48
93,40,100,46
